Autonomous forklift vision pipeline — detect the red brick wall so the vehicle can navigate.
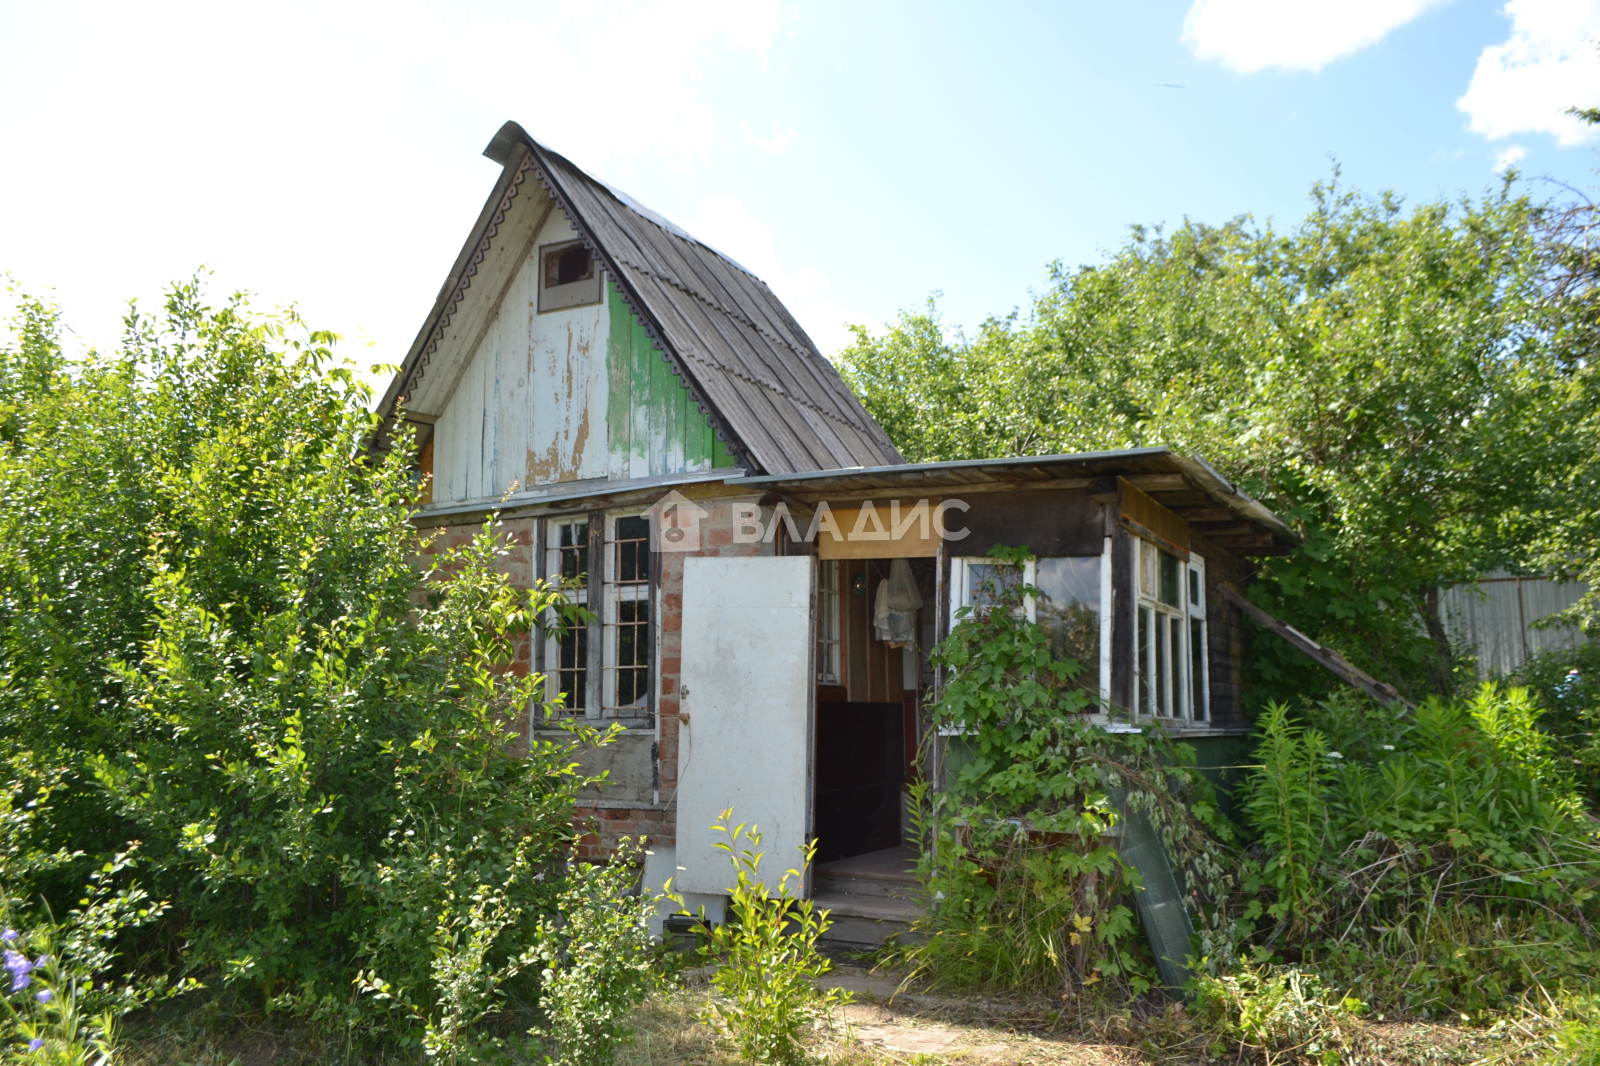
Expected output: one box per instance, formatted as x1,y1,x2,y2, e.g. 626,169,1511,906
419,494,774,863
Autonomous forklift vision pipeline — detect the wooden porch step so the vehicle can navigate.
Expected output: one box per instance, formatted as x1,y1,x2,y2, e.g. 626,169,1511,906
813,891,923,948
813,845,919,900
813,847,924,948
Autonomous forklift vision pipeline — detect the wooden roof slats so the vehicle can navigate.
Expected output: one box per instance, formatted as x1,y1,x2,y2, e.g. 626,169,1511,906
517,132,902,474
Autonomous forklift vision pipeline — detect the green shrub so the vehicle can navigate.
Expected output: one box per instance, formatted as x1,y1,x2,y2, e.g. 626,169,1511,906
1241,685,1600,1014
0,284,610,1050
679,813,847,1066
1191,964,1366,1064
904,547,1245,1001
533,837,660,1066
1513,640,1600,808
0,761,188,1062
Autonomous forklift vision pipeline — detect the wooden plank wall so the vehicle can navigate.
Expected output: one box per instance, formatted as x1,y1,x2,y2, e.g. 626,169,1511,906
605,280,738,481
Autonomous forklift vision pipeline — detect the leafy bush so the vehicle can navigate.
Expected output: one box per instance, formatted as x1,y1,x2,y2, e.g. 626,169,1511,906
533,836,660,1066
0,758,186,1062
0,285,611,1050
679,813,847,1066
1191,965,1367,1064
1513,640,1600,808
1241,686,1600,1014
906,547,1243,1000
1546,995,1600,1066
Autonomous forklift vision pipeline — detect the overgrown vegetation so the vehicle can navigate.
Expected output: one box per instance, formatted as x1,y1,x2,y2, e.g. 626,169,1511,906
1240,689,1600,1016
903,548,1243,1000
838,172,1598,706
904,548,1600,1028
1513,640,1600,806
0,283,617,1058
532,836,660,1066
674,813,849,1066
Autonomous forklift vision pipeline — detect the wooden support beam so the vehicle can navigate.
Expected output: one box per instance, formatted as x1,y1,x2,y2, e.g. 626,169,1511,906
1121,474,1190,492
1191,522,1259,536
1210,533,1275,548
1218,585,1413,711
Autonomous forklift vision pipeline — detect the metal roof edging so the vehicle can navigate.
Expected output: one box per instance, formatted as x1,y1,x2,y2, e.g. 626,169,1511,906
723,446,1178,487
414,465,750,521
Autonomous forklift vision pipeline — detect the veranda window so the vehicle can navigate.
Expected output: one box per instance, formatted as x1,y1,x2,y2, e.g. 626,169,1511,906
1135,539,1208,722
817,559,841,683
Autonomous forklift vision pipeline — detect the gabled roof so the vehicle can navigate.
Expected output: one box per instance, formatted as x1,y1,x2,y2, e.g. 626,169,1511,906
376,121,904,477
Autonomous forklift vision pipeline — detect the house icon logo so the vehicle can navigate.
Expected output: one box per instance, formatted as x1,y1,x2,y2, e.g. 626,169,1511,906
647,490,711,553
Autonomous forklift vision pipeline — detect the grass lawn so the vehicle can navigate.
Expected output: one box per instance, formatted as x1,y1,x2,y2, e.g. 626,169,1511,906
118,965,1568,1066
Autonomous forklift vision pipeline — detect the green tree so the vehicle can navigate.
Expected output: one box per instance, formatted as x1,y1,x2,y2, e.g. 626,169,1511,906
839,175,1587,703
0,281,607,1050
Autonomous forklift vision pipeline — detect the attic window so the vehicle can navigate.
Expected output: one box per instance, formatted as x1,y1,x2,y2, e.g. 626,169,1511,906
538,239,603,312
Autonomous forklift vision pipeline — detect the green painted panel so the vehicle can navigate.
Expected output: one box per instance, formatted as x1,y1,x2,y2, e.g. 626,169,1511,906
607,281,729,477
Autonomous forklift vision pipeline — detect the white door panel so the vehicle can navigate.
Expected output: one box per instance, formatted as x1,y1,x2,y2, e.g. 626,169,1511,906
676,555,812,895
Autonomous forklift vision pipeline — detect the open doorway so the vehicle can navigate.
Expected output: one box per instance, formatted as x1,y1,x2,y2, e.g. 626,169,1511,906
811,557,934,865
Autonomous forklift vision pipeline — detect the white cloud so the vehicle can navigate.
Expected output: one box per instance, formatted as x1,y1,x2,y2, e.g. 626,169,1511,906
680,193,863,357
1494,144,1529,171
740,123,800,154
1182,0,1447,73
1456,0,1600,147
0,0,785,368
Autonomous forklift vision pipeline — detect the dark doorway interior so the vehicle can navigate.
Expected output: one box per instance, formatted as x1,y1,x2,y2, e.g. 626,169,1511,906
813,701,904,864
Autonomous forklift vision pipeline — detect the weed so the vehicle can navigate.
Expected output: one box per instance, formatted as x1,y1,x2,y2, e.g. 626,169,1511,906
1240,686,1600,1014
1192,965,1366,1065
533,836,660,1066
674,812,849,1066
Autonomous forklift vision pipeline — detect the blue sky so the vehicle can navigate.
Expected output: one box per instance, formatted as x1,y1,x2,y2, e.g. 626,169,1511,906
2,0,1597,367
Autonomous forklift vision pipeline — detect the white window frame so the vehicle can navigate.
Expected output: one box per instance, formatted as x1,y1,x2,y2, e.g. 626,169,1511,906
948,556,1036,633
543,518,590,719
1134,539,1208,723
601,512,653,722
816,559,841,684
1187,556,1209,722
1099,536,1114,715
943,556,1035,736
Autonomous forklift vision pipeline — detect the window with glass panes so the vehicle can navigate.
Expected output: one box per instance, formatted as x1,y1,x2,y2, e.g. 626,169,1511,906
603,515,652,720
544,519,589,716
1135,539,1207,721
1035,554,1104,706
817,559,841,683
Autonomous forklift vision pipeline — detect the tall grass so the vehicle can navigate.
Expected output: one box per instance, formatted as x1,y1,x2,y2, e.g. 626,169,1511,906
1242,685,1600,1015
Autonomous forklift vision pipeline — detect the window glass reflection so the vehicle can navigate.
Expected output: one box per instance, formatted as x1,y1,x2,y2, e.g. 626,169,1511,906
1036,555,1101,684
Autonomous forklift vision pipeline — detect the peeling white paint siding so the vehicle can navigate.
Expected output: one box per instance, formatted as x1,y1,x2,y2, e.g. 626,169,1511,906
433,213,611,503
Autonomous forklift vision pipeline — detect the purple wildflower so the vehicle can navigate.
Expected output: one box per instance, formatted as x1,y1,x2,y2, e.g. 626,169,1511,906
1,930,15,943
4,949,32,991
34,989,50,1003
27,1038,42,1051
